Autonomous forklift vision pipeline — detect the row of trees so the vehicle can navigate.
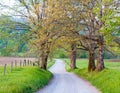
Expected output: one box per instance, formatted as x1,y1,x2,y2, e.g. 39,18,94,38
0,0,120,72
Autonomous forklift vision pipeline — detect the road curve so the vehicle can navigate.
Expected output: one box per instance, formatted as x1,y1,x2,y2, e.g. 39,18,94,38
35,59,100,93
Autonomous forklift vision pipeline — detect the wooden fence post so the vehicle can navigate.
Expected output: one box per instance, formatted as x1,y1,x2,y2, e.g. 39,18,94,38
24,60,26,66
28,60,29,66
10,62,13,73
20,60,22,67
33,62,35,66
15,60,17,69
4,64,7,76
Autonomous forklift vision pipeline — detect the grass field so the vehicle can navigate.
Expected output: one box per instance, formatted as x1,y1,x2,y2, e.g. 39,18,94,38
0,61,54,93
64,59,120,93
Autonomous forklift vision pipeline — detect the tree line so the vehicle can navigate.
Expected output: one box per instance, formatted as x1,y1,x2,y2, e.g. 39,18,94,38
0,0,120,72
0,15,29,56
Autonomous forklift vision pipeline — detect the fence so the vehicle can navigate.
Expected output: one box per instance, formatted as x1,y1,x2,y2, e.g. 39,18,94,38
0,58,39,76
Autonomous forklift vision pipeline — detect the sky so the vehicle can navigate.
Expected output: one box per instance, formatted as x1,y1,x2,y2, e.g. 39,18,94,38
0,0,16,15
0,0,15,6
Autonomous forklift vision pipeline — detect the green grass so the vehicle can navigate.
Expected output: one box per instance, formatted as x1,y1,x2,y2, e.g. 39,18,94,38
0,65,53,93
64,59,120,93
47,60,55,68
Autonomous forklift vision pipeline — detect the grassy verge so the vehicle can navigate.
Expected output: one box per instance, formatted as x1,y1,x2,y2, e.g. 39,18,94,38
0,65,53,93
64,59,120,93
47,60,55,69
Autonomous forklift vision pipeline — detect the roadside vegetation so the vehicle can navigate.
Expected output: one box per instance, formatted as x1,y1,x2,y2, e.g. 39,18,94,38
0,0,120,92
0,61,54,93
47,60,55,69
65,59,120,93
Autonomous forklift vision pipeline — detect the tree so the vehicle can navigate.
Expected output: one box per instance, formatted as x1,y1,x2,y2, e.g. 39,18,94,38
75,0,120,71
95,0,120,71
74,0,98,72
1,0,119,72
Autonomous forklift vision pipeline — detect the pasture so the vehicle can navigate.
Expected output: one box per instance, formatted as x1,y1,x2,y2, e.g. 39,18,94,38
0,57,53,93
65,59,120,93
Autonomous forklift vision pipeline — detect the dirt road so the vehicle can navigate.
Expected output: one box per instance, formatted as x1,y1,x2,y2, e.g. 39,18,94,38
36,59,100,93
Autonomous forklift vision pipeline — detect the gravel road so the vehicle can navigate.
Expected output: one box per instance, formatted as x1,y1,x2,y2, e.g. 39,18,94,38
35,59,100,93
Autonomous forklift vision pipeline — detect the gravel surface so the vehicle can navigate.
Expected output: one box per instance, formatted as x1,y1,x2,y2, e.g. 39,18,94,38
36,59,101,93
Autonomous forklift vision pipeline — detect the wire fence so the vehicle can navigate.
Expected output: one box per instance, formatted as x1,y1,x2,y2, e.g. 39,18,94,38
0,57,38,76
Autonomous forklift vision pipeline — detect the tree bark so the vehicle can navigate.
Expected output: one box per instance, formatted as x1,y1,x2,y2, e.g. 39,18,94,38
96,35,105,71
88,50,96,72
70,44,77,69
40,54,48,70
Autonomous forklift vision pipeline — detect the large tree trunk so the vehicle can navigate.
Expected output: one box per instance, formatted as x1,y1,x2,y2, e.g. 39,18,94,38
70,44,77,69
88,50,96,72
40,54,48,70
96,35,105,71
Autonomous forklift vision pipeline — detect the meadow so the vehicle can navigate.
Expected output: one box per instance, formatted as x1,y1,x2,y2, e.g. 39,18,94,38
0,58,54,93
64,59,120,93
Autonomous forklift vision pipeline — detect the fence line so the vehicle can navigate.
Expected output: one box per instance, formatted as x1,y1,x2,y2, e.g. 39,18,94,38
1,59,38,76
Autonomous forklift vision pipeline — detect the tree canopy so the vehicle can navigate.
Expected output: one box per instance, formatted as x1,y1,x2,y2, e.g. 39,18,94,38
0,0,119,71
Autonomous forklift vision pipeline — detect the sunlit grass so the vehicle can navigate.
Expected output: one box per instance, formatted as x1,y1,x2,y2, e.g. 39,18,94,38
0,64,53,93
64,59,120,93
47,60,55,69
